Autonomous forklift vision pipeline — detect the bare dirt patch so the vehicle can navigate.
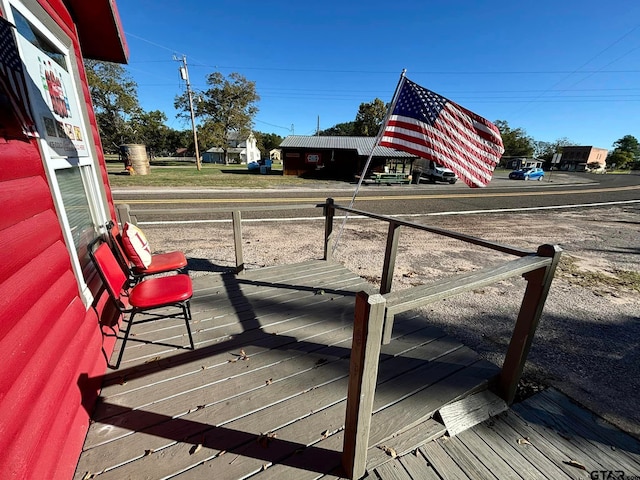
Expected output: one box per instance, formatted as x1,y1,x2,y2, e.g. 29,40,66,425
144,204,640,438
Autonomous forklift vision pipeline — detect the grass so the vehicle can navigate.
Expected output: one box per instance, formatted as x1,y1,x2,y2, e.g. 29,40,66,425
559,255,640,293
105,156,335,188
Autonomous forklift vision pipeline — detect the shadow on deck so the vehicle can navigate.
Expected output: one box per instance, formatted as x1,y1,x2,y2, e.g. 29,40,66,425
74,260,500,480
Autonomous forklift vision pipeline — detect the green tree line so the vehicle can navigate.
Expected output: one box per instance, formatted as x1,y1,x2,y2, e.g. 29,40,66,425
86,60,639,170
84,60,282,160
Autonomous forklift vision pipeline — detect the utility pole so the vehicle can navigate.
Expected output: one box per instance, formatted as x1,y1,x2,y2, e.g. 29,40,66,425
175,55,201,170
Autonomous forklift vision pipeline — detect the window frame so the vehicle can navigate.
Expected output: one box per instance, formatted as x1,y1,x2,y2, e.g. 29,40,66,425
4,0,109,306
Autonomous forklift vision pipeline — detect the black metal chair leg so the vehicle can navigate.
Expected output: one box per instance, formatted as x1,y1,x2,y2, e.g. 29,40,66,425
113,310,136,369
183,301,194,350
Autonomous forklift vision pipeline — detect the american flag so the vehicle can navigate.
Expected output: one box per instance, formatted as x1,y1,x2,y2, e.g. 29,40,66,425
0,16,36,137
380,77,504,188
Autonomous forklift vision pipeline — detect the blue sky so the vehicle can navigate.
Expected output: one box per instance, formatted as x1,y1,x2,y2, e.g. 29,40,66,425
116,0,640,150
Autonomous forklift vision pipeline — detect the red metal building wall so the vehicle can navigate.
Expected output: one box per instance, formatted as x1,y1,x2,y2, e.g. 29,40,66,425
0,1,121,478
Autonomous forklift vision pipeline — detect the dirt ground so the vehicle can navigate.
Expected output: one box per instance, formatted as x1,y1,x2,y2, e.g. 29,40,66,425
143,203,640,438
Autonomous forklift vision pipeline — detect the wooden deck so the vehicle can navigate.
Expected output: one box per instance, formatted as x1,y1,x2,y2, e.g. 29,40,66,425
370,388,640,480
74,260,500,480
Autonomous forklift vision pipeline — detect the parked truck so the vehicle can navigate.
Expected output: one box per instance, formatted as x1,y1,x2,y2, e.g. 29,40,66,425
412,158,458,184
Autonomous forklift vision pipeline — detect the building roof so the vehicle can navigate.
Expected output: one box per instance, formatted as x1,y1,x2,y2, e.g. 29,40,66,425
279,136,417,158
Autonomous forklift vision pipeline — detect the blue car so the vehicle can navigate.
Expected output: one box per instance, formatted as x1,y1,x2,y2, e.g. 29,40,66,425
509,167,544,181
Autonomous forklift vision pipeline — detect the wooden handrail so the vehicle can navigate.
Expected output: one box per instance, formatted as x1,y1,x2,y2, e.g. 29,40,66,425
381,255,553,344
326,201,533,258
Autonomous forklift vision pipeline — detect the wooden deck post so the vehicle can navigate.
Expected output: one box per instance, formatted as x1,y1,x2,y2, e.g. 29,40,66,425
499,244,562,404
324,198,335,261
115,203,133,226
342,292,386,480
232,210,244,275
380,221,401,295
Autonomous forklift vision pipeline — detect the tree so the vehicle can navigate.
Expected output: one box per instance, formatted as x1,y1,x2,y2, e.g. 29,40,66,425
607,150,635,170
85,60,140,152
165,129,194,156
608,135,640,169
494,120,534,158
128,109,173,157
319,121,355,136
534,137,576,169
353,98,387,136
254,131,284,157
175,72,260,164
612,135,640,159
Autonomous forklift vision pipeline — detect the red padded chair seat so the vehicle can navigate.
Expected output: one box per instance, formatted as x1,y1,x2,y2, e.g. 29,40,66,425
127,274,193,309
134,251,188,275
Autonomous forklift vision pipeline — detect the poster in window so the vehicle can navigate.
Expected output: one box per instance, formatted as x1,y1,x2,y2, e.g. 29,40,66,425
14,32,88,157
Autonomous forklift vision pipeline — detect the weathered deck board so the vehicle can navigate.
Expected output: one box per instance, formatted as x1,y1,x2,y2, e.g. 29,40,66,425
373,388,640,480
397,451,441,480
374,460,414,480
104,337,480,479
524,389,640,466
513,396,640,474
74,261,498,480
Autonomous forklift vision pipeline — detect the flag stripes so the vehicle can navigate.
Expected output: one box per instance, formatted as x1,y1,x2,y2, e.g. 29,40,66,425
0,16,36,137
380,77,504,188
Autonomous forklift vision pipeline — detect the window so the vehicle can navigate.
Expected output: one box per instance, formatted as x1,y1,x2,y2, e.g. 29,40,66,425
7,1,107,305
55,166,99,279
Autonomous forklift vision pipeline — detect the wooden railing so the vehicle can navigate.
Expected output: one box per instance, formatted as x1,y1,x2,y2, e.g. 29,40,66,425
322,199,561,479
116,198,561,480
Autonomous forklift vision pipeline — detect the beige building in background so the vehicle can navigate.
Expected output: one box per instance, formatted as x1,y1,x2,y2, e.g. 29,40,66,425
559,146,608,171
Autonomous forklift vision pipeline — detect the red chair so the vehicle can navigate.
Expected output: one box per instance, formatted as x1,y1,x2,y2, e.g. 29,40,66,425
90,238,194,369
106,221,188,283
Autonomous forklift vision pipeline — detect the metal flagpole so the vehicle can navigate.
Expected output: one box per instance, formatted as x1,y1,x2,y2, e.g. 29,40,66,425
331,69,408,254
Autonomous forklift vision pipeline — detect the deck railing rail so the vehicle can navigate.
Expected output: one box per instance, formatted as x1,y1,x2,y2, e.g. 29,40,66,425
116,198,561,480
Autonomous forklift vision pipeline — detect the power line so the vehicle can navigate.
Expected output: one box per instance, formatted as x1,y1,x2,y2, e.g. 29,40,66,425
508,24,640,118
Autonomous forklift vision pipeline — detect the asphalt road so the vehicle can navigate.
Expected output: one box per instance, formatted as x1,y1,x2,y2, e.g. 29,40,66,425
111,171,640,224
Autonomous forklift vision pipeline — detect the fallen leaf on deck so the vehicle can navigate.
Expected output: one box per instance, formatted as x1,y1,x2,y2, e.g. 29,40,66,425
144,356,161,364
81,472,93,480
118,377,127,385
189,444,202,455
258,432,277,448
315,289,325,295
564,459,586,471
143,449,154,456
378,445,397,458
265,378,273,385
517,437,531,446
321,430,330,438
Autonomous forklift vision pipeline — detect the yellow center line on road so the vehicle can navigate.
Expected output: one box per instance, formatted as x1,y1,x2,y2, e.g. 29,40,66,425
118,184,640,205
